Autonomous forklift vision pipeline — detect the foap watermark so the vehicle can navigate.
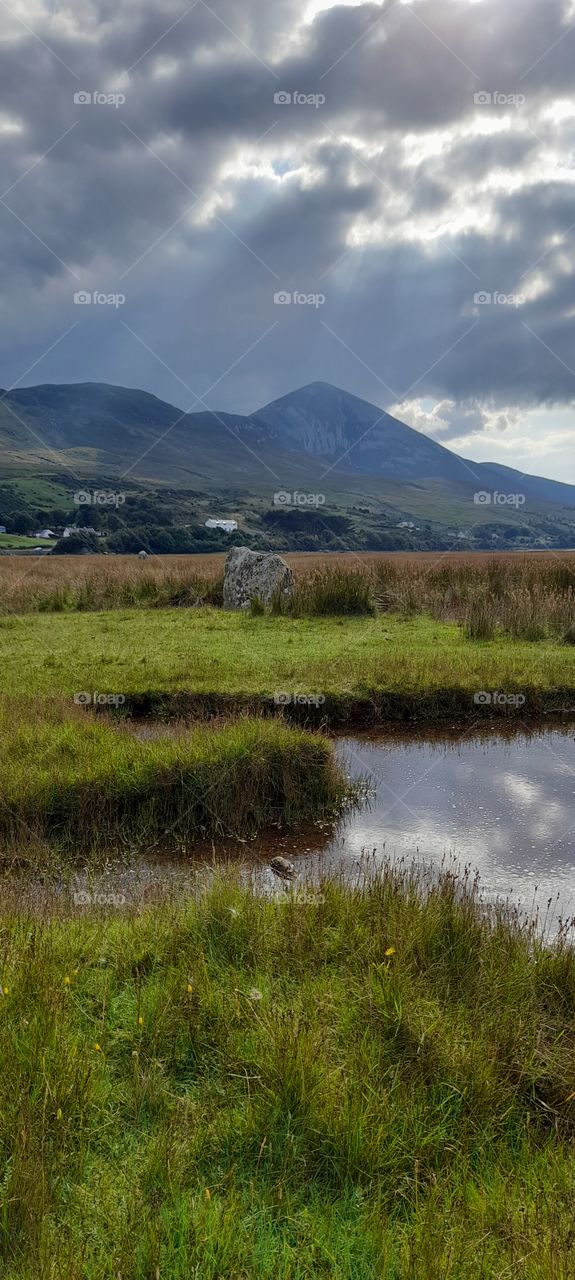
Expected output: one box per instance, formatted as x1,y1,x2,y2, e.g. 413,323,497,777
273,489,325,507
74,489,126,508
74,90,126,108
274,691,326,708
474,691,526,708
273,290,325,308
274,90,325,108
74,691,126,707
282,888,325,906
73,889,127,907
73,290,126,307
473,290,525,308
474,491,525,508
474,91,525,108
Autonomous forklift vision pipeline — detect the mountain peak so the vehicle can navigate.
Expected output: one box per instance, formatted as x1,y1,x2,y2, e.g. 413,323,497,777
295,380,340,392
258,381,375,409
253,380,411,470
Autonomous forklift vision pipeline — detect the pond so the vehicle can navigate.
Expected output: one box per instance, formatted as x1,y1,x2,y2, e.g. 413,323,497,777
6,721,575,924
312,723,575,920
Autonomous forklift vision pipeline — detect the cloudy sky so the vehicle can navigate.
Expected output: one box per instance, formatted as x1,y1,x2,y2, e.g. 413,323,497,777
1,0,575,479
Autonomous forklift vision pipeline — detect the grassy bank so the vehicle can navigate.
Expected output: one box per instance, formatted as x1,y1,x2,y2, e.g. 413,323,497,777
0,702,348,853
1,609,574,723
1,864,575,1277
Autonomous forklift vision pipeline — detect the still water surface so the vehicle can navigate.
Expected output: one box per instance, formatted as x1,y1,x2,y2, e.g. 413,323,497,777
323,724,575,917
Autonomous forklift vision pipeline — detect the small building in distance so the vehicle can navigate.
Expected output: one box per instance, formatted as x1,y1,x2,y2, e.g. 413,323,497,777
0,526,6,534
62,526,102,537
205,518,238,533
34,529,55,539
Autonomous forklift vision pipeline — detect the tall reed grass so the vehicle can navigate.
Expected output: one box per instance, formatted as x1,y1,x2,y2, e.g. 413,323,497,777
275,566,376,616
3,553,575,637
0,556,224,614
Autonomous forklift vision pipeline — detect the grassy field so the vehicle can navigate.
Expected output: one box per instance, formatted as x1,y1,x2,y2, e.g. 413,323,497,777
0,534,54,550
2,553,575,1275
1,864,575,1278
1,608,574,721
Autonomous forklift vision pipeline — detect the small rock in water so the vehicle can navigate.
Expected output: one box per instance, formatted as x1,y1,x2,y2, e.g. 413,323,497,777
269,856,296,880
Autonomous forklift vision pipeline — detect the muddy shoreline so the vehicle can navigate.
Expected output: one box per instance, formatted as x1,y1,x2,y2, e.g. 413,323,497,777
96,687,575,728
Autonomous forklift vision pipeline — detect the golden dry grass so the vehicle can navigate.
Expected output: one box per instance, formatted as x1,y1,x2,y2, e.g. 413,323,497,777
1,547,575,612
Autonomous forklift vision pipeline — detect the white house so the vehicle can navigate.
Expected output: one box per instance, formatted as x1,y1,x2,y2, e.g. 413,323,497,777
62,526,101,537
0,526,6,534
34,529,55,539
205,518,238,533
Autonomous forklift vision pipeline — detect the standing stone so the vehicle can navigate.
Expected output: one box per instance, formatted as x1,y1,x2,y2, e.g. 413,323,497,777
223,546,294,610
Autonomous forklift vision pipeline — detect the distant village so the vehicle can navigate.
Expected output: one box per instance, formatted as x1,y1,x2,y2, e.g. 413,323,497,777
0,516,240,551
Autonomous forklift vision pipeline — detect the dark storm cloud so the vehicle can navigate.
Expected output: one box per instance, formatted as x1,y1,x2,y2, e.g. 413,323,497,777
0,0,574,467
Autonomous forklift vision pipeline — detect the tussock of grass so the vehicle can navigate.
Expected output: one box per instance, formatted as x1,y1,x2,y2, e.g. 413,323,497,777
1,864,575,1276
277,567,376,617
0,702,348,851
463,595,497,640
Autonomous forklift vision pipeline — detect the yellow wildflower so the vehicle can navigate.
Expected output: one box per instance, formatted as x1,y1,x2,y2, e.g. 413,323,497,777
385,947,396,958
204,1187,211,1202
138,1014,144,1026
63,975,71,986
187,983,193,994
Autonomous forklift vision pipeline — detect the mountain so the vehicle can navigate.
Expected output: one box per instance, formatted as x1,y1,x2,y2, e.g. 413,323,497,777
254,381,575,508
254,381,472,484
0,382,322,490
1,381,575,546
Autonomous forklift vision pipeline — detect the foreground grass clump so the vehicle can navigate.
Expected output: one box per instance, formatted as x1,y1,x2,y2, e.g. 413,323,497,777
1,865,575,1277
0,701,347,850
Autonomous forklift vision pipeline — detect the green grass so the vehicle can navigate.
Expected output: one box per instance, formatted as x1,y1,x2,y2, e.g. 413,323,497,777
286,567,376,616
0,702,348,853
0,533,55,548
1,609,574,716
1,865,575,1277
